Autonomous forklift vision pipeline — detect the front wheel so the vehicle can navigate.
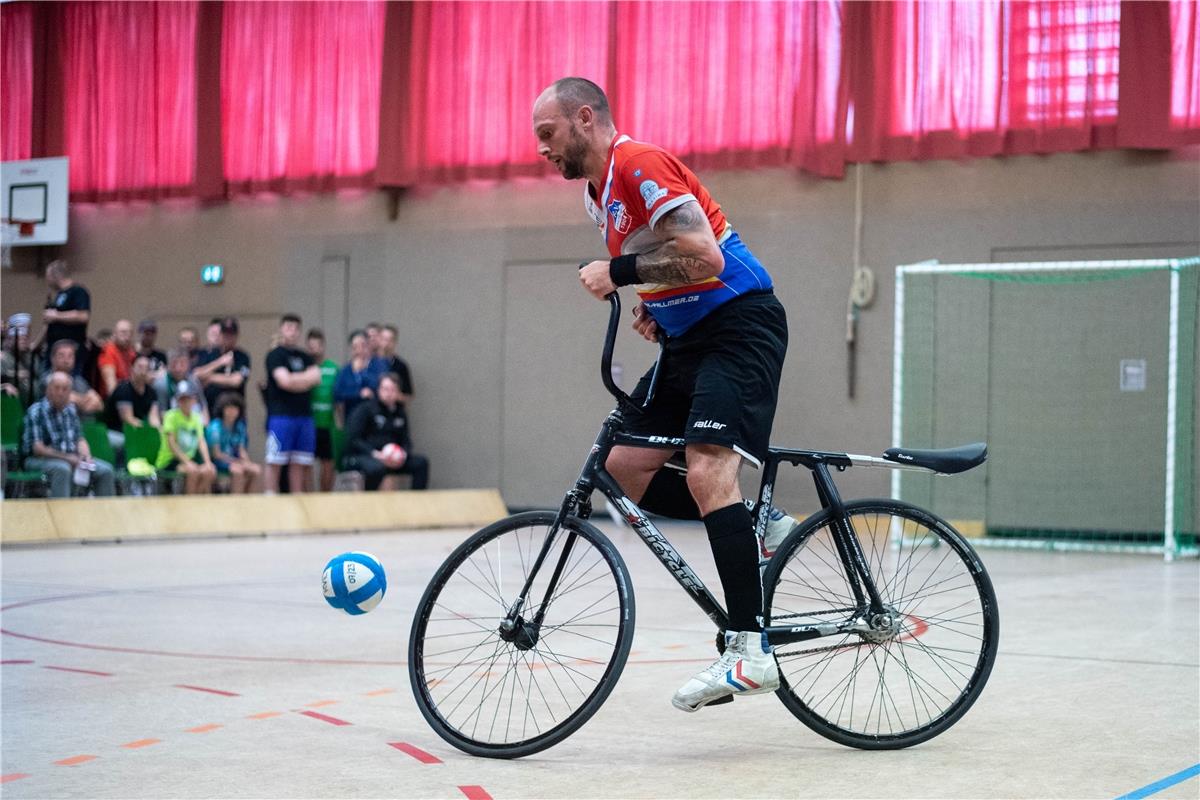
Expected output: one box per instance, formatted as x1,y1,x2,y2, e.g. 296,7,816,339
409,511,635,759
763,499,999,749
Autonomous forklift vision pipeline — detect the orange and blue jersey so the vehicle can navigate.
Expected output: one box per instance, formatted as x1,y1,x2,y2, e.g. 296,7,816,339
584,134,773,337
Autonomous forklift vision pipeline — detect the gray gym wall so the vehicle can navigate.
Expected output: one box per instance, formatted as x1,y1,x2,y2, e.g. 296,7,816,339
2,148,1197,513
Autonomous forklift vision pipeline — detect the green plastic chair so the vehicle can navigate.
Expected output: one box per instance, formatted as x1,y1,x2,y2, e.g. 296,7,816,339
82,420,116,466
1,401,47,497
122,423,179,493
1,393,23,453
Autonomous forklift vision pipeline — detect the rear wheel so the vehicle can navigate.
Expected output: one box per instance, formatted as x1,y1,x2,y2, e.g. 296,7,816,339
409,511,635,758
763,499,999,749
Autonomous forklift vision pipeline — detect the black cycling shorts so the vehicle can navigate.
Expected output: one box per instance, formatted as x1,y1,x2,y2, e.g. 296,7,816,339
624,290,787,466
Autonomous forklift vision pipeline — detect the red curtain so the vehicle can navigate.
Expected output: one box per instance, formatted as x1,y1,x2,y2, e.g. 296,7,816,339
62,2,197,201
378,1,609,185
1,2,34,162
220,1,385,194
1170,0,1200,130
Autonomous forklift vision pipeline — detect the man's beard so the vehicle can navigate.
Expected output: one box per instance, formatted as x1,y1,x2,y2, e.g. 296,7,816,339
560,127,588,180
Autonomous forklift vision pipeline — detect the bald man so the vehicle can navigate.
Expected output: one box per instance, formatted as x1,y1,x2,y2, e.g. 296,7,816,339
22,371,115,497
533,77,792,712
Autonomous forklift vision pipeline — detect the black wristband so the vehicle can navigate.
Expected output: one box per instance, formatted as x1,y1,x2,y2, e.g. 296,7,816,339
609,254,639,287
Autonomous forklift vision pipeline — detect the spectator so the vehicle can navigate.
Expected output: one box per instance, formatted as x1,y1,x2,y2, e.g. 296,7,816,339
306,328,340,492
97,319,136,398
364,322,383,357
206,391,261,494
136,319,168,375
2,324,41,403
105,354,161,450
22,371,115,497
35,260,90,368
177,326,199,365
264,314,320,494
202,318,222,356
378,324,414,405
154,348,209,421
193,317,251,412
333,330,387,421
343,372,429,491
38,341,103,418
155,381,215,494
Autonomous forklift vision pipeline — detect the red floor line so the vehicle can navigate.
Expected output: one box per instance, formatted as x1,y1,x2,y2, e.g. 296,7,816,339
43,665,113,676
458,786,493,800
1,659,34,664
0,773,30,783
388,742,443,764
174,684,240,697
298,710,351,726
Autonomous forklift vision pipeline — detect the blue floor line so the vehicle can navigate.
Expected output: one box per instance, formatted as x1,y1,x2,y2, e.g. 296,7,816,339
1115,763,1200,800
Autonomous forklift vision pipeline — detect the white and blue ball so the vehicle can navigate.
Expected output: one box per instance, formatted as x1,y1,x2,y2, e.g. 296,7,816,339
322,552,387,615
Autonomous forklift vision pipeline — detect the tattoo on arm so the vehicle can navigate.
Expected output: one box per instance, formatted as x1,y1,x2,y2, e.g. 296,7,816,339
635,202,717,287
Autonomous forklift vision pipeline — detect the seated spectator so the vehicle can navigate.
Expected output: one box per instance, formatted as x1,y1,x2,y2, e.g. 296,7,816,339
155,381,215,494
22,371,115,497
38,340,103,418
1,324,42,402
177,326,200,366
105,355,161,450
97,319,136,398
136,319,167,375
193,317,251,412
206,391,261,494
306,328,340,492
333,330,387,421
154,348,209,422
342,372,429,491
378,324,414,405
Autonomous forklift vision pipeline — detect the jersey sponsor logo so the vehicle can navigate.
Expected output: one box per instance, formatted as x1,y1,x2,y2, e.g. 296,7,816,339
586,199,605,229
693,419,727,430
606,199,631,234
639,179,668,209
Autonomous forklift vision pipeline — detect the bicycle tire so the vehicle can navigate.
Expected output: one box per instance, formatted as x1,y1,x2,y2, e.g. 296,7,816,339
409,511,635,758
763,498,999,749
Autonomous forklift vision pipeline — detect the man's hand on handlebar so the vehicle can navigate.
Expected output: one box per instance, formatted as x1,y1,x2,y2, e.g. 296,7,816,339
632,302,659,342
579,260,616,300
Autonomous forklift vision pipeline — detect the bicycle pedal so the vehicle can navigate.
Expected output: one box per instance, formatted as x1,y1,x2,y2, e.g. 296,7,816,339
707,694,735,706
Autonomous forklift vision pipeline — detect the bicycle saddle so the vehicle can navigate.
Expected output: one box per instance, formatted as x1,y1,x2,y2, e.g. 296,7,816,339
882,442,987,474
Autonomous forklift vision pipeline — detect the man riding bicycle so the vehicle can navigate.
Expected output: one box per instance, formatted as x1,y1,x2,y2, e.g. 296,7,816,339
532,77,793,712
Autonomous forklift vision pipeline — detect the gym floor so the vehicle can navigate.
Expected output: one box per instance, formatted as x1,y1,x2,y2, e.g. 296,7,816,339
2,522,1197,800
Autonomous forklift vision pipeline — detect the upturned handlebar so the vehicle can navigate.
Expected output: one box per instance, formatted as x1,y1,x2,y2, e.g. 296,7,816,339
601,291,665,412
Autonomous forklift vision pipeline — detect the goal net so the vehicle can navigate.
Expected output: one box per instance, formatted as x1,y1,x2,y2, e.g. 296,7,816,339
893,258,1199,560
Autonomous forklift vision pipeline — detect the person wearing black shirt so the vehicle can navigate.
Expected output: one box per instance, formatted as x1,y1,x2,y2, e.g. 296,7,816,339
104,354,162,452
343,372,429,491
136,319,168,375
263,314,320,493
193,317,251,411
378,324,413,405
37,260,91,370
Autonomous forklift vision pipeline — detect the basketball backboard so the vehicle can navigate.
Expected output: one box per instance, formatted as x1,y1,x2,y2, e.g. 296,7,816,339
1,157,69,246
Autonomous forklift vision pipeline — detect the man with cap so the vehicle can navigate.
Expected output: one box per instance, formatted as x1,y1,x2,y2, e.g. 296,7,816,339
193,316,252,412
155,380,216,495
136,319,167,376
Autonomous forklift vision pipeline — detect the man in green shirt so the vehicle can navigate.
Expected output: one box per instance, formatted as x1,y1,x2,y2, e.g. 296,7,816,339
307,328,340,492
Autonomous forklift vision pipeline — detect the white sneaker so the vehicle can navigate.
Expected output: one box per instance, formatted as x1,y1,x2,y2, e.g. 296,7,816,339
671,630,780,712
760,506,798,559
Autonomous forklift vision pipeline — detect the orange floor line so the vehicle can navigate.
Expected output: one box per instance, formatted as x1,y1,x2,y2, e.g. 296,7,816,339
120,739,161,749
247,711,283,719
363,688,396,696
185,724,224,733
54,755,98,766
0,774,30,783
304,699,339,708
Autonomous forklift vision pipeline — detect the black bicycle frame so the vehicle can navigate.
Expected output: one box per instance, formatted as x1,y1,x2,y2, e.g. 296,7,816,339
504,293,888,649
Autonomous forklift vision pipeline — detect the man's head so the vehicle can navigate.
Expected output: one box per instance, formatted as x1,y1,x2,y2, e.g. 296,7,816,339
138,320,158,350
532,77,614,180
279,314,302,347
130,354,152,385
167,348,190,380
364,323,382,355
348,329,369,359
206,318,222,348
50,340,77,373
45,371,72,410
380,324,398,356
306,328,326,361
45,259,70,290
178,326,198,353
378,372,401,408
218,317,239,351
112,319,134,349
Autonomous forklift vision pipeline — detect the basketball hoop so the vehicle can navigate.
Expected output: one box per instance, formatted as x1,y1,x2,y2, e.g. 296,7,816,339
1,218,35,269
7,218,36,237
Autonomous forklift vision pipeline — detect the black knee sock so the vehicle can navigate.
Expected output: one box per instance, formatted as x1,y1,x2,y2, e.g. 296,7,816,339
703,502,764,632
638,463,701,520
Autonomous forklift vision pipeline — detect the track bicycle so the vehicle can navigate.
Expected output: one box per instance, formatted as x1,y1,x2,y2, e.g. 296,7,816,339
409,292,999,759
